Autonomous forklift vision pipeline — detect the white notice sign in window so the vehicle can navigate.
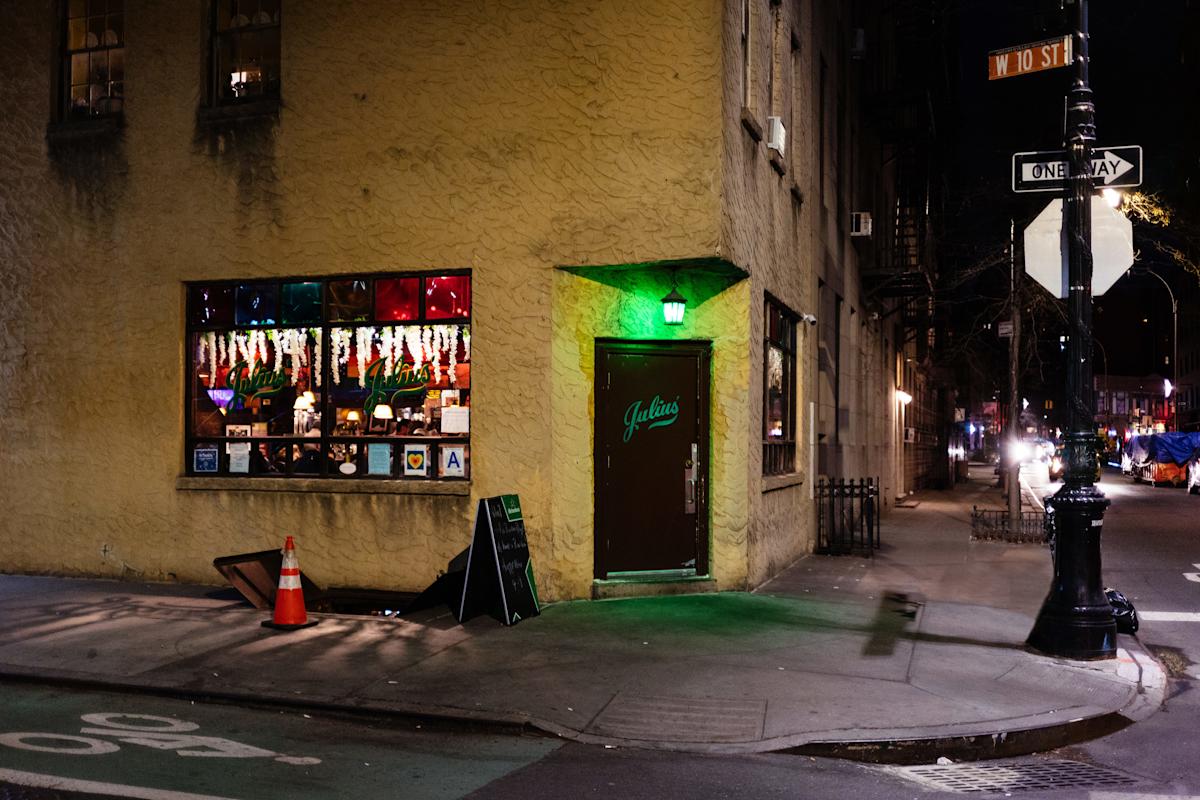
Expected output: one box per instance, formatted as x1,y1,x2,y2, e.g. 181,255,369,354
229,442,251,474
441,406,470,434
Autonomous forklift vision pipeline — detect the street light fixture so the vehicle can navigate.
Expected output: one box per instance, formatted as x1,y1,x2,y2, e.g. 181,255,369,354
1136,266,1178,432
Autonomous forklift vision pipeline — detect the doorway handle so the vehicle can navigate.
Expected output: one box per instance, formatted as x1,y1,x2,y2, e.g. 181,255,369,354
684,443,698,514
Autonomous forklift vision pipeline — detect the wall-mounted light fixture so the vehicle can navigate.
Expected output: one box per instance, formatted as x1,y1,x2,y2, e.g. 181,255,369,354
896,389,913,405
662,271,687,326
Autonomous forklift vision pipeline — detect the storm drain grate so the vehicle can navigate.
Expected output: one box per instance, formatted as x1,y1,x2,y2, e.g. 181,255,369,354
893,760,1139,793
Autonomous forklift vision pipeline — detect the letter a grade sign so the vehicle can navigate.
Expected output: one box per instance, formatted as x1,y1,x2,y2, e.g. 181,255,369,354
988,35,1072,80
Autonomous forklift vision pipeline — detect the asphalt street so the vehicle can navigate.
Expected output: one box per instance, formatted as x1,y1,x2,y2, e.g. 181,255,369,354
1048,467,1200,795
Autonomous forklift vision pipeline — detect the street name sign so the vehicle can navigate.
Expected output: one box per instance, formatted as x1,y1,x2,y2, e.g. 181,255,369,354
1023,197,1133,299
988,35,1072,80
1012,145,1143,192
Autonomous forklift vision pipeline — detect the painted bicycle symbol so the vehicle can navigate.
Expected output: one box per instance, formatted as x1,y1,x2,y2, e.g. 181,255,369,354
0,712,320,765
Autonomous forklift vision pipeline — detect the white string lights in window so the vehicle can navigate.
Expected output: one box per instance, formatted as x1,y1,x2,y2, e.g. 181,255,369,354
198,325,470,390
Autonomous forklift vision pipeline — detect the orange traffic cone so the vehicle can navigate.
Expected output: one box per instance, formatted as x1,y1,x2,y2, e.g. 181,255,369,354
262,536,318,631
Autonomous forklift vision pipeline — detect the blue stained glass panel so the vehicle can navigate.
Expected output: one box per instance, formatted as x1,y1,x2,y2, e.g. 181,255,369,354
235,283,278,326
281,282,322,324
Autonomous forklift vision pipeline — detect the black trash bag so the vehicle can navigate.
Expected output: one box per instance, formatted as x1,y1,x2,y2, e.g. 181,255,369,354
1106,588,1139,634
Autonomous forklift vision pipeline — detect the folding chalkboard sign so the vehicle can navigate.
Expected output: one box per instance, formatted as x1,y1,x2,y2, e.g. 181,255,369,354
456,494,540,625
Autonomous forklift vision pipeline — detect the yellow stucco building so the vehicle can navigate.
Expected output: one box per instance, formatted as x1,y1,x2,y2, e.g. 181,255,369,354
0,0,929,602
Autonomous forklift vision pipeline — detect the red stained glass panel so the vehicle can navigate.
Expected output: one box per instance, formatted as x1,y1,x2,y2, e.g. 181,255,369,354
375,277,420,322
423,275,470,320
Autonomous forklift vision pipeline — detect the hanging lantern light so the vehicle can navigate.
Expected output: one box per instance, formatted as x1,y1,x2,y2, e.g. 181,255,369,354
661,272,687,325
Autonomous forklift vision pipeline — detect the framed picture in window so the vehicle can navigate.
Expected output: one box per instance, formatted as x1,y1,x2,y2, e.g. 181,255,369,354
193,445,220,474
403,444,428,477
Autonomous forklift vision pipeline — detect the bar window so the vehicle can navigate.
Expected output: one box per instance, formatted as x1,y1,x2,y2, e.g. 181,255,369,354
763,295,798,475
62,0,124,120
186,271,471,481
211,0,280,104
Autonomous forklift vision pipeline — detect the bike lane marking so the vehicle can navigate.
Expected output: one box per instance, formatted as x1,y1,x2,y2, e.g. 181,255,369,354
0,683,561,799
0,767,242,800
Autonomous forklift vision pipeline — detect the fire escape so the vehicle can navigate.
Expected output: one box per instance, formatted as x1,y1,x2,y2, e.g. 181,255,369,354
861,0,939,359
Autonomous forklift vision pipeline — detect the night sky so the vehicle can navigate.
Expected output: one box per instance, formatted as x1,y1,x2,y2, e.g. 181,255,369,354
942,1,1196,391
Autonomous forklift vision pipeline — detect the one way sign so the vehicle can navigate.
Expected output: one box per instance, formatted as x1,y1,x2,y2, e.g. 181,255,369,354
1011,145,1143,193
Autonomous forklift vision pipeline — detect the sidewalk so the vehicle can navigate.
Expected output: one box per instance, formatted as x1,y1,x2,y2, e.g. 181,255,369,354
0,467,1164,762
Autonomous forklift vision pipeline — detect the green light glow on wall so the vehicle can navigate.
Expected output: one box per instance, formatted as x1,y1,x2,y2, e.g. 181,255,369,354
661,287,687,325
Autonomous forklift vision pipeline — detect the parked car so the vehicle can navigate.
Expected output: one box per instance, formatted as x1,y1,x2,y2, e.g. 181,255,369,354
1046,443,1103,483
1049,447,1065,482
1010,438,1054,465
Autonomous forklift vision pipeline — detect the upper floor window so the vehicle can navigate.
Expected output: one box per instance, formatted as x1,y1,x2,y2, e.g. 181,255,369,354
211,0,280,104
62,0,124,120
764,295,798,475
740,0,751,109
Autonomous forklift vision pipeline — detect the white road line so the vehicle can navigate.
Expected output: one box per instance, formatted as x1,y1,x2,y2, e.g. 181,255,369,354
0,767,243,800
1092,793,1200,800
1139,611,1200,622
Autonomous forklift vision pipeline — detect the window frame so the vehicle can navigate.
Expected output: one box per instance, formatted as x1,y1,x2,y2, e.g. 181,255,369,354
183,270,472,482
207,0,282,108
741,0,752,110
58,0,125,122
763,293,799,476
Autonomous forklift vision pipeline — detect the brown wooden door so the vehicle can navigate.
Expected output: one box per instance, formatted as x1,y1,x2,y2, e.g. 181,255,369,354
595,340,710,578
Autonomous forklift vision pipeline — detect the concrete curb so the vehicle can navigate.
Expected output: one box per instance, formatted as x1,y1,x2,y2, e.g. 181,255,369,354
0,636,1166,763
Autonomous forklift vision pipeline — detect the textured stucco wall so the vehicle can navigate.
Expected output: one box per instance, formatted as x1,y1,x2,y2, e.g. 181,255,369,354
717,0,822,585
0,0,723,599
713,0,907,585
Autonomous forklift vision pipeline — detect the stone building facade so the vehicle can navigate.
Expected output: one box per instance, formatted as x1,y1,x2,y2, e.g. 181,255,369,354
0,0,935,601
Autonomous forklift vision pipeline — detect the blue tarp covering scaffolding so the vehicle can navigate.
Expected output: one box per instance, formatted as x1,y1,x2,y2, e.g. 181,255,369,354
1126,432,1200,466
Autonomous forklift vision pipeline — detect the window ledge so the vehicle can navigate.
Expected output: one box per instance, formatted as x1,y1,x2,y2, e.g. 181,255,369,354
769,148,787,176
740,107,763,142
790,183,804,207
175,476,470,496
46,116,122,145
196,96,280,126
763,472,804,493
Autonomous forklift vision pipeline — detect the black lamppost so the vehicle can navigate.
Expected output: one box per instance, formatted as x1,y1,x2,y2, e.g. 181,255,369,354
1026,0,1117,659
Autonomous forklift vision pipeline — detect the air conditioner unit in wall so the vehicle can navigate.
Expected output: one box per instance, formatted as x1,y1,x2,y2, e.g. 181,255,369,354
850,211,873,237
767,116,786,155
851,28,867,60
